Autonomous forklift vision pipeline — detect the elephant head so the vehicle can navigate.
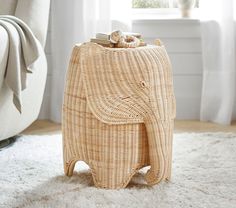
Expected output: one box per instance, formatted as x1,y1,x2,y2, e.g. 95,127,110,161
79,42,176,185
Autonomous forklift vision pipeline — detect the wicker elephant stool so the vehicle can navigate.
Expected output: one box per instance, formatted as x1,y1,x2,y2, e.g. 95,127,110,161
62,42,176,189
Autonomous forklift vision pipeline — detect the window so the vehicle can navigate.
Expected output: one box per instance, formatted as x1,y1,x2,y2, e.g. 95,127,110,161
132,0,200,19
132,0,199,9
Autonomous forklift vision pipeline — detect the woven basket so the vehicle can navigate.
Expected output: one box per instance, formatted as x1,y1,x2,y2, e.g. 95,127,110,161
62,42,176,189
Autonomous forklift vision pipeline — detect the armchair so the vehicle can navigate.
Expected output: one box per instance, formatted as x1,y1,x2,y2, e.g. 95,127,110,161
0,0,50,141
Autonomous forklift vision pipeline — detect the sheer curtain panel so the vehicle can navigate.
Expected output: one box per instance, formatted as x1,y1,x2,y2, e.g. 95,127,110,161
49,0,111,122
49,0,131,122
200,0,236,125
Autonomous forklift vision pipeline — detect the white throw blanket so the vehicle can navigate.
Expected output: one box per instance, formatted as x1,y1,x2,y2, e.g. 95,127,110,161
0,15,40,113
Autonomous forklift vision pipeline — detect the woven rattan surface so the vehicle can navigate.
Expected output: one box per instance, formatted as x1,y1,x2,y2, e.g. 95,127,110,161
62,42,176,189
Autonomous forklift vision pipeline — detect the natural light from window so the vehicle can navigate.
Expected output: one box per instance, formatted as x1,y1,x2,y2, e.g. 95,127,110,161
132,0,200,19
132,0,199,8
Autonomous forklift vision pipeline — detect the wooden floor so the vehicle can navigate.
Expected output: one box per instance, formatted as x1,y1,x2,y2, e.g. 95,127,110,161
22,120,236,135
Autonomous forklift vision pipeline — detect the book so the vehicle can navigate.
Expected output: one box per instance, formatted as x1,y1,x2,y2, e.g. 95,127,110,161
90,38,114,48
95,33,111,40
91,38,110,44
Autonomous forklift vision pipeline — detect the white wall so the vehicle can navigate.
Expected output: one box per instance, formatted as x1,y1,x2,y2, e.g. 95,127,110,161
40,18,204,120
39,13,52,119
132,19,203,119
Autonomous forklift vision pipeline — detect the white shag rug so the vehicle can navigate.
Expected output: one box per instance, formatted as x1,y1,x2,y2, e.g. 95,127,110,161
0,133,236,208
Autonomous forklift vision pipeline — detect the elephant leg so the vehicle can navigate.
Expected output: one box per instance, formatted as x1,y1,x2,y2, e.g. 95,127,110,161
144,117,173,185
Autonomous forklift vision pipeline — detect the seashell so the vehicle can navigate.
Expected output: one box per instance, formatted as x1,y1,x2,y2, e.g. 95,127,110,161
110,30,122,44
117,36,140,48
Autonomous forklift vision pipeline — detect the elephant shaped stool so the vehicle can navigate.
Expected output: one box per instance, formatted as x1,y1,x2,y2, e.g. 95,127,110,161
62,42,176,189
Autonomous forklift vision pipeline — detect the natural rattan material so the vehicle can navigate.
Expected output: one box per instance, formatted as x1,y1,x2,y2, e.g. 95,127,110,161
62,42,176,189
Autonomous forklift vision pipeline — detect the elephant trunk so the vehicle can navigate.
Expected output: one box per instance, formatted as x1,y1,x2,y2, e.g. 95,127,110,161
144,115,174,185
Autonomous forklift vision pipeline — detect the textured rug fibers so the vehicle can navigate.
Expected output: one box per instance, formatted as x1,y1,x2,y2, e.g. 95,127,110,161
0,133,236,208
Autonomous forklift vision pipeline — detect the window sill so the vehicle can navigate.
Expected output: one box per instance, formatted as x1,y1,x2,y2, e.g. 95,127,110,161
132,8,200,23
132,18,200,24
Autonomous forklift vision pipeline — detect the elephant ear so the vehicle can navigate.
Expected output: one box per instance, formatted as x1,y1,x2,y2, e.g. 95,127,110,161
80,43,150,125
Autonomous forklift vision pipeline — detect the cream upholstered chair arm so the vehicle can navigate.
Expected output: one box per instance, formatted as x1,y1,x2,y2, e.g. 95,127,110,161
0,0,50,141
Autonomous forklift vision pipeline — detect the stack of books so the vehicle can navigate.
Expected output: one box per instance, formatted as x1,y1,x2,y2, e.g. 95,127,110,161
90,32,147,48
90,33,114,47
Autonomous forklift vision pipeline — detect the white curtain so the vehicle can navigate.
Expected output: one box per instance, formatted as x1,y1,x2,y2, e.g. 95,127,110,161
49,0,116,122
200,0,236,125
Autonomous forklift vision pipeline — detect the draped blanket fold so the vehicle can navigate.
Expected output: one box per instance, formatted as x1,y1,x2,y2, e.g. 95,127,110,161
0,15,40,112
